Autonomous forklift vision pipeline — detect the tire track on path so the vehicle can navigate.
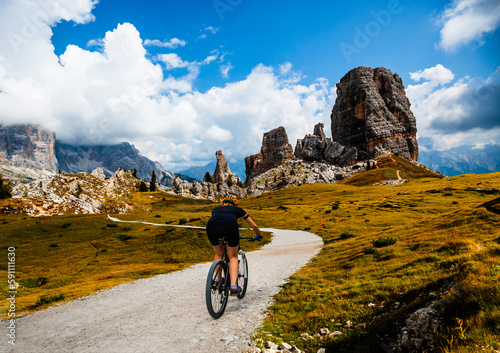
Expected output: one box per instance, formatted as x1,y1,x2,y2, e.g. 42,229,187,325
4,228,323,353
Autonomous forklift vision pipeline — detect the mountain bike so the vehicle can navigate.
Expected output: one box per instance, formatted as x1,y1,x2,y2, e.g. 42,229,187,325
205,237,251,319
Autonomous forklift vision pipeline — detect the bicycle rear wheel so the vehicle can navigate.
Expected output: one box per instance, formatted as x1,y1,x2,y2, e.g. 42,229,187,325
237,255,248,299
206,259,229,319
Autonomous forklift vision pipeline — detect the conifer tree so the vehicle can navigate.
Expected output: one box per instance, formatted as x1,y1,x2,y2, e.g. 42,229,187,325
0,173,12,199
132,168,137,178
138,181,148,192
203,172,214,183
149,171,157,192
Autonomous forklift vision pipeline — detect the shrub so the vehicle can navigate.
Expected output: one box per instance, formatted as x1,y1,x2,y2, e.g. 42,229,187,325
106,223,118,228
154,214,162,217
373,237,397,248
364,247,378,255
118,234,134,241
340,232,356,239
61,223,71,228
48,243,58,248
36,293,65,307
332,204,340,210
179,218,188,225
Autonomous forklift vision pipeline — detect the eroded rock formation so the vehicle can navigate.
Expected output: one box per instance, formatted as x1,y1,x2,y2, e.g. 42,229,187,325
245,126,295,181
331,66,418,161
213,150,231,183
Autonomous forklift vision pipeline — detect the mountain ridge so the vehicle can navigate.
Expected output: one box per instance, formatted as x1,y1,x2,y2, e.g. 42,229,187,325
0,124,176,185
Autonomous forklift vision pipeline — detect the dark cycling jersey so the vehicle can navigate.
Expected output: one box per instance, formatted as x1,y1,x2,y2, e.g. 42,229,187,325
206,206,249,247
210,206,249,222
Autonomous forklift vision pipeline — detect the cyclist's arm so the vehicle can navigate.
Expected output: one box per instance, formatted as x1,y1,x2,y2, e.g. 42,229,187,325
244,216,261,237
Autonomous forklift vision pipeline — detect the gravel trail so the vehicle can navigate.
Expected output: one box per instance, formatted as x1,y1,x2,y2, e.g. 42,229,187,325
3,228,322,353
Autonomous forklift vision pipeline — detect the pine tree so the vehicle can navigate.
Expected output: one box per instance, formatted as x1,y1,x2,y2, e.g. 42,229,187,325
0,173,12,199
138,181,148,192
203,172,214,183
149,171,157,192
132,168,137,178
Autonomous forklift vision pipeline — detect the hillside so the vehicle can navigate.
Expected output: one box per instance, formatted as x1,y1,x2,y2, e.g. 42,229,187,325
242,172,500,352
0,165,498,352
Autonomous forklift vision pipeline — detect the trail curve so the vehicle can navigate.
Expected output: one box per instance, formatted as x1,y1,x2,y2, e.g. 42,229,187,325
4,228,323,353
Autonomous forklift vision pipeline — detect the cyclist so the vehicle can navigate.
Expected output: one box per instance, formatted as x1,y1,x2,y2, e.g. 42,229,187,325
206,195,262,296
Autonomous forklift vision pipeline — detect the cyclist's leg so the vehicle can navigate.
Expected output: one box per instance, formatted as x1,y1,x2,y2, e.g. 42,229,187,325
228,246,239,286
226,223,240,287
213,244,225,262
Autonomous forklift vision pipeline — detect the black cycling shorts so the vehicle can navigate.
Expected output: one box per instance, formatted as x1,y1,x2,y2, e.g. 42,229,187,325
206,219,239,248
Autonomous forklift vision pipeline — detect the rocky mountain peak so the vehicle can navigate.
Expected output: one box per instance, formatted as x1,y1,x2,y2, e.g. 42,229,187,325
245,126,295,181
331,66,418,161
213,150,231,183
0,124,58,171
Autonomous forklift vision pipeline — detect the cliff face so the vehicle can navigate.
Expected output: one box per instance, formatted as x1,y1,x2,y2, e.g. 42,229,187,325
0,124,174,185
331,67,418,161
0,124,58,171
244,126,295,181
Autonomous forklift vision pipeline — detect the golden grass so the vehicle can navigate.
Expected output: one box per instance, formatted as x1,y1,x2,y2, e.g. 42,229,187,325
241,172,500,352
1,166,499,353
0,192,269,317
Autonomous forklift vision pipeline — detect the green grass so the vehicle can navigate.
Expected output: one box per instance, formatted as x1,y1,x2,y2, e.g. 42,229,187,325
0,165,499,353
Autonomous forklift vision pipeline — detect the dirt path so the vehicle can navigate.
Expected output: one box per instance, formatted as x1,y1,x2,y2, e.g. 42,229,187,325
3,229,323,353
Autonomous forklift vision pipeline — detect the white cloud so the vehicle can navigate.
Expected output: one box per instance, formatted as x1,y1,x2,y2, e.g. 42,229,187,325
407,64,500,150
198,26,220,39
143,38,186,48
0,1,335,172
157,53,190,69
205,26,220,34
437,0,500,51
219,62,233,79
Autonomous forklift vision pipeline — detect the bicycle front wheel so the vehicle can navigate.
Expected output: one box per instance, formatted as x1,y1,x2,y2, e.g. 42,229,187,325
206,259,229,319
237,256,248,299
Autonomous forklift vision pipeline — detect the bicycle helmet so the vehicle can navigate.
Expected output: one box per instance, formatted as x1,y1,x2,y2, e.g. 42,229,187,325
222,195,238,206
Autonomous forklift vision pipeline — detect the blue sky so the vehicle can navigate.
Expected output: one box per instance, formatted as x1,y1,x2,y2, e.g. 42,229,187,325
0,0,499,170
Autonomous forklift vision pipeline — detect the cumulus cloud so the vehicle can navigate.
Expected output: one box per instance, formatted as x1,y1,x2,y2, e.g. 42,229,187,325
143,37,186,48
0,1,335,171
407,64,500,150
437,0,500,51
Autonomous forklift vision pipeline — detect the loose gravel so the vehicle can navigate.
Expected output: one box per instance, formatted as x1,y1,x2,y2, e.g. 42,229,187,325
3,228,322,353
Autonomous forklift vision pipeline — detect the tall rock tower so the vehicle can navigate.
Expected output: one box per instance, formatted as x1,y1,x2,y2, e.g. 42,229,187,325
331,66,418,161
213,150,231,183
244,126,295,181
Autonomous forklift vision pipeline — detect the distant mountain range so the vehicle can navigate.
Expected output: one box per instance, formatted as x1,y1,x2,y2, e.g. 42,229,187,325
418,143,500,176
178,160,246,182
0,124,176,185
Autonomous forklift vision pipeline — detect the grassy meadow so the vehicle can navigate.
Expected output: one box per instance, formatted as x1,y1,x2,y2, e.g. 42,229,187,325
0,192,269,318
1,157,499,352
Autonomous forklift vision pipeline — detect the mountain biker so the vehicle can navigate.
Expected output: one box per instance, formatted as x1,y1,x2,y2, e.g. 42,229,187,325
206,195,262,296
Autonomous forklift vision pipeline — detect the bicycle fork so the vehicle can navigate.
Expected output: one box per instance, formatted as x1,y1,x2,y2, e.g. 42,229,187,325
238,249,247,277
